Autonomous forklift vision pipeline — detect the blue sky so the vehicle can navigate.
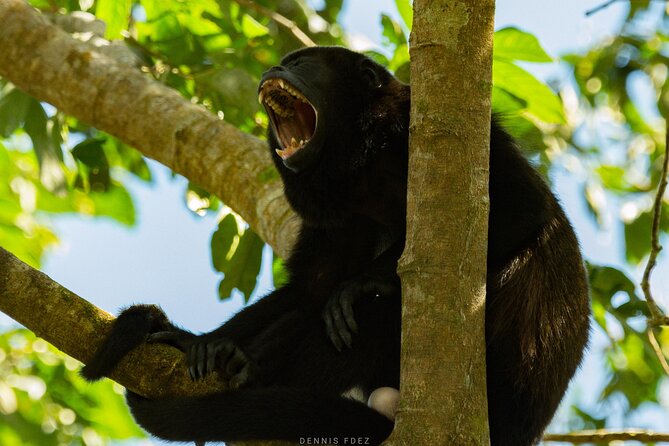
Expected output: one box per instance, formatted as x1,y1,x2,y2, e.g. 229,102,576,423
4,0,669,441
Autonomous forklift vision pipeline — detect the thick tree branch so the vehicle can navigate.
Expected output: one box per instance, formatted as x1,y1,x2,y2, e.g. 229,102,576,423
0,247,225,398
0,0,299,259
543,429,669,443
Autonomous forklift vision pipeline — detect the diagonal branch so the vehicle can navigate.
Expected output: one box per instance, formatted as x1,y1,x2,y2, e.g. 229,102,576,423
0,0,299,259
0,247,226,399
585,0,621,16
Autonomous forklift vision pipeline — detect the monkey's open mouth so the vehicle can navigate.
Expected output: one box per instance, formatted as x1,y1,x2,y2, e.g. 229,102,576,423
258,78,317,160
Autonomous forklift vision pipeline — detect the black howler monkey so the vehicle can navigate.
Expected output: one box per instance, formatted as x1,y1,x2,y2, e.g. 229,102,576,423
82,46,590,446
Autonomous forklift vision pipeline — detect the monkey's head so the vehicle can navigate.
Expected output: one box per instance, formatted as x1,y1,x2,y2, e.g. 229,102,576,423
258,47,409,224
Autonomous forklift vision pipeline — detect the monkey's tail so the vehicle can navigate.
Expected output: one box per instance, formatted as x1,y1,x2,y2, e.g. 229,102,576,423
126,387,394,445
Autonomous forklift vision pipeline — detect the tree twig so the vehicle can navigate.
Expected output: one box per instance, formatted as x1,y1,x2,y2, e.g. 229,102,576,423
544,429,669,443
585,0,622,16
586,0,669,17
232,0,316,47
641,120,669,325
647,328,669,375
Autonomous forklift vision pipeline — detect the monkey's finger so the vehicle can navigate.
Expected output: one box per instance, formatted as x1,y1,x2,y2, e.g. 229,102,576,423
341,296,358,334
339,288,359,334
230,362,255,389
206,346,217,376
187,345,198,381
331,303,352,349
196,343,207,379
225,348,249,377
216,342,236,378
323,309,343,352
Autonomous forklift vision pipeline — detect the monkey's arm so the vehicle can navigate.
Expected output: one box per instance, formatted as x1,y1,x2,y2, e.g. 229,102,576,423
323,240,402,350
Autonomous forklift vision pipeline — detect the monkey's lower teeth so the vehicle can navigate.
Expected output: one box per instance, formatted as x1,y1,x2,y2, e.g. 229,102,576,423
276,138,308,160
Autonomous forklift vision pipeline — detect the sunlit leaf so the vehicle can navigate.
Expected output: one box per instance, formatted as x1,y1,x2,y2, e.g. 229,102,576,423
211,213,239,272
272,254,289,288
492,60,565,124
88,185,136,226
380,14,407,48
493,27,553,63
217,228,264,302
0,85,31,137
23,100,66,195
241,14,269,38
95,0,132,39
394,0,413,30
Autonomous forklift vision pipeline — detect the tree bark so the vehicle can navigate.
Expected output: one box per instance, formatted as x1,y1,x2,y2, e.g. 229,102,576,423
0,0,298,259
388,0,494,444
0,247,226,398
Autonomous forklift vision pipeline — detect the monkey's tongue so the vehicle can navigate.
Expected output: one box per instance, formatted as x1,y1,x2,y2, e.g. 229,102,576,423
275,101,316,160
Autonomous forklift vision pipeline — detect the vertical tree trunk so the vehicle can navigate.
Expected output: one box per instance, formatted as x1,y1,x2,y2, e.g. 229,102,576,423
388,0,495,444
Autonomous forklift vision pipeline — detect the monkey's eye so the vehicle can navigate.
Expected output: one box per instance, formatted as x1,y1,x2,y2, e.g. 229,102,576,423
258,78,317,160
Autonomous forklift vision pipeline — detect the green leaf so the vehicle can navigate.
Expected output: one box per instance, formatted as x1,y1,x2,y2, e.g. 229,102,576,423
493,60,565,124
272,254,289,288
211,214,239,272
624,211,652,264
493,27,553,63
96,0,132,39
72,139,111,193
588,264,640,306
394,0,413,30
88,185,136,226
492,86,527,115
241,14,269,39
380,14,406,48
595,165,633,193
496,114,546,154
0,85,31,137
217,228,264,302
23,100,67,194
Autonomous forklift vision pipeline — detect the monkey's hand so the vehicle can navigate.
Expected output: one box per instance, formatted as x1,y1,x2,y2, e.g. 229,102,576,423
323,274,399,351
82,304,180,381
148,332,257,389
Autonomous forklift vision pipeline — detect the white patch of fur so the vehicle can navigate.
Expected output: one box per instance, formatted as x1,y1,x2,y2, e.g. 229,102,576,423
340,386,366,403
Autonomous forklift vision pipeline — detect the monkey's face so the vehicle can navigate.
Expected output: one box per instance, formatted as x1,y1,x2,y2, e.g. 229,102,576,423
258,47,392,173
258,47,407,225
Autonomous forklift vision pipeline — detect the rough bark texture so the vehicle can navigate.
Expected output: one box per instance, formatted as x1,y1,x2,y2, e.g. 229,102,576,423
0,0,298,259
0,247,227,398
388,0,494,444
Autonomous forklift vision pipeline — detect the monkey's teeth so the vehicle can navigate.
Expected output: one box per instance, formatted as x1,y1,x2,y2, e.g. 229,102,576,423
276,146,299,160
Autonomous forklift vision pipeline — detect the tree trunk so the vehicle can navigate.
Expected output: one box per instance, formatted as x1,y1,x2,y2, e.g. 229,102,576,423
388,0,495,444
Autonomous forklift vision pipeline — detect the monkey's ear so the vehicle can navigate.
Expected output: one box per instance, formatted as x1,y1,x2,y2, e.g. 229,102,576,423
361,60,384,89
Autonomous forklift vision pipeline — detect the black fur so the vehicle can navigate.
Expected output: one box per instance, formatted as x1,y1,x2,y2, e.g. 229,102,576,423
82,47,590,446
